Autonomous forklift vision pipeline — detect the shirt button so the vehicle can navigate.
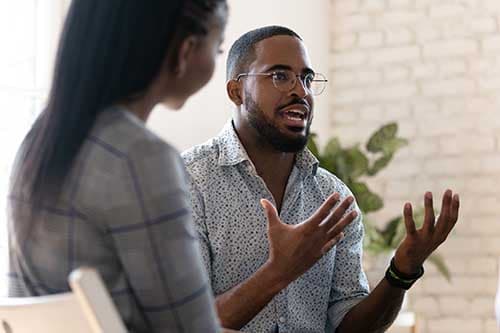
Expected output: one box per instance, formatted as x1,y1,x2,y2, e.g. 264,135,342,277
279,317,285,323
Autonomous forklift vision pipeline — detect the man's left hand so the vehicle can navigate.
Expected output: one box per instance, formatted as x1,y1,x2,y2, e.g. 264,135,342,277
394,189,460,275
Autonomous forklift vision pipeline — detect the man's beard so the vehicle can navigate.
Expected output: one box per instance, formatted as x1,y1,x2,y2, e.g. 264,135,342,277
245,94,311,153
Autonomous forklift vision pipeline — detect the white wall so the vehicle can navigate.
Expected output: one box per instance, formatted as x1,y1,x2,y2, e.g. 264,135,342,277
148,0,332,151
329,1,500,332
0,0,68,296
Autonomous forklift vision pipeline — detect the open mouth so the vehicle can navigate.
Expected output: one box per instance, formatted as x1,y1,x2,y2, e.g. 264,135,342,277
284,109,306,121
279,105,309,130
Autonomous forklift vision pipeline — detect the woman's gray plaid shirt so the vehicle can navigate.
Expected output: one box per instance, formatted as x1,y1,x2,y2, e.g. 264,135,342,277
8,107,220,332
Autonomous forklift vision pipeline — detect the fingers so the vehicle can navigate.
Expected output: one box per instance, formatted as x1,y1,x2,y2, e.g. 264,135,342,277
450,194,460,224
307,192,341,226
434,189,452,235
321,232,344,255
440,189,452,221
436,190,460,237
326,210,357,237
319,195,355,230
403,202,417,235
260,199,280,228
422,191,435,233
445,193,460,236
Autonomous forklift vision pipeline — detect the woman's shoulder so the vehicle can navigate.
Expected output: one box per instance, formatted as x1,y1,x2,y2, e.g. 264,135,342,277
69,108,186,221
88,106,180,162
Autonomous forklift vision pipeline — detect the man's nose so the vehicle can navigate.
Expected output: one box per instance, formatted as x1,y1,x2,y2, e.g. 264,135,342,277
290,76,309,98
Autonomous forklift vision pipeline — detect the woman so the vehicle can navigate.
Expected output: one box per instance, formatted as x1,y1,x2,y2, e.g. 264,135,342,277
8,0,228,332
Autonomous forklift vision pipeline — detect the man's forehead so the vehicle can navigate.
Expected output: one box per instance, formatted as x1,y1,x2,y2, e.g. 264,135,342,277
249,35,312,71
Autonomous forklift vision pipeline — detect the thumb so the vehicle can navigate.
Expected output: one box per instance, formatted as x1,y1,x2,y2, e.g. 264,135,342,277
260,199,280,227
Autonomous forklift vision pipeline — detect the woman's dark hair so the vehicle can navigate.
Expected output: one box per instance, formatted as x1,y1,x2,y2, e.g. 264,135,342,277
11,0,226,213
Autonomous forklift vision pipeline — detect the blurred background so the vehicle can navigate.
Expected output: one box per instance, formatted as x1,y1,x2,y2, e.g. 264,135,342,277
0,1,499,332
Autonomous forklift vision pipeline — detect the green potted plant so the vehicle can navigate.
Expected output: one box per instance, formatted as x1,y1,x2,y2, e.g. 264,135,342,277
307,123,451,281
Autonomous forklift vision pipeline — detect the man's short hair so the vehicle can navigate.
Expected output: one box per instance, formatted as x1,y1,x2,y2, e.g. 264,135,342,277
226,25,302,81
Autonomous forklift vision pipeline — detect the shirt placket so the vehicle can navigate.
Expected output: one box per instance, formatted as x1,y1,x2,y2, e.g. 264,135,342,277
247,163,302,333
275,168,305,332
241,161,288,331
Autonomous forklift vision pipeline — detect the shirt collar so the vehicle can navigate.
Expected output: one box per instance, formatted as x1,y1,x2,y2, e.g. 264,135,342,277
295,146,320,176
216,120,319,176
216,121,251,166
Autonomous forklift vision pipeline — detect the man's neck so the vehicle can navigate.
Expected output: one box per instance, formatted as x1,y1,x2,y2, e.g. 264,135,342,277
233,122,296,211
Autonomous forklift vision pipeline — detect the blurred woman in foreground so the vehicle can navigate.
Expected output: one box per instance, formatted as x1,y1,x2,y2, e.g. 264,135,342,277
8,1,228,331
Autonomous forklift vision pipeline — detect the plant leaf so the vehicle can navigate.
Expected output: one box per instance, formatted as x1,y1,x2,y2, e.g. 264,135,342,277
321,156,337,175
324,137,341,158
366,122,398,153
307,133,320,158
428,253,452,282
350,182,383,213
368,154,393,176
381,138,409,156
380,215,402,246
334,153,350,183
345,145,369,179
318,137,343,177
306,124,454,280
363,218,393,255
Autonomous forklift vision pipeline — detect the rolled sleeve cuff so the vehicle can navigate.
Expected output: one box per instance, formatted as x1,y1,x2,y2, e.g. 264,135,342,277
326,295,368,332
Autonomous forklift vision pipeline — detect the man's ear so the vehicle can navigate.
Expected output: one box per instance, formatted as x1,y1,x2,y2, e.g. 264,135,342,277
173,35,198,78
227,79,243,106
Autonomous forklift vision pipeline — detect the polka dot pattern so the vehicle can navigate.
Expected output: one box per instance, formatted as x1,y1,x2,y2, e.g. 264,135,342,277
182,122,369,332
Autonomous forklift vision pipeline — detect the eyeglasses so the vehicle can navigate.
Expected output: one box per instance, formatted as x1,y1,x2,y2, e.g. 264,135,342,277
236,69,328,96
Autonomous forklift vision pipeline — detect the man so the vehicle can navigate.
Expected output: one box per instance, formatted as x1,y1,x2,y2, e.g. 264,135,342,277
182,26,460,332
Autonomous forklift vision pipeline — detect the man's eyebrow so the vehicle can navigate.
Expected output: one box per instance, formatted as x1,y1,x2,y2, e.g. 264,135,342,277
263,64,315,75
263,64,292,72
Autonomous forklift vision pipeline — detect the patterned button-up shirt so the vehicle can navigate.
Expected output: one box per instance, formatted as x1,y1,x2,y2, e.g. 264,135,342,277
182,121,369,333
8,107,220,332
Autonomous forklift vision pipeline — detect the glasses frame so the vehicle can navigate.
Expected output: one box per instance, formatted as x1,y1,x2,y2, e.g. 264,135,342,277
236,70,328,96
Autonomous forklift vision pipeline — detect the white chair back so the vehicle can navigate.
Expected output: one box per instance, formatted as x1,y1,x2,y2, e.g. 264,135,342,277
0,267,127,333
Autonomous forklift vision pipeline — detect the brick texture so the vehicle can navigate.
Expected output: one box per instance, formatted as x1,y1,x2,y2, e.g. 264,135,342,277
330,0,500,332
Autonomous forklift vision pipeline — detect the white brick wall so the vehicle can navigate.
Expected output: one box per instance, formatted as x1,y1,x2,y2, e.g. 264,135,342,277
329,1,500,332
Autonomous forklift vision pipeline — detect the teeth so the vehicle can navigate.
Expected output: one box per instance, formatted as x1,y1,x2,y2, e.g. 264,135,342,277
286,114,303,121
285,109,305,118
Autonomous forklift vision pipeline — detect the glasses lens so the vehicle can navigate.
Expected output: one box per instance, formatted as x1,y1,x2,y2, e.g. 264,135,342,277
310,73,327,96
271,70,327,95
272,70,295,92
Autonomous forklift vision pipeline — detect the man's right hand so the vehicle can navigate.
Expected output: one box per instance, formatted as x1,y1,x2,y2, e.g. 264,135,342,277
214,193,358,329
260,192,358,285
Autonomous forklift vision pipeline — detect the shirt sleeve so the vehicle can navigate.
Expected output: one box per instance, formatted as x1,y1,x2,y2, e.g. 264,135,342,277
103,139,220,332
185,172,213,285
326,187,370,332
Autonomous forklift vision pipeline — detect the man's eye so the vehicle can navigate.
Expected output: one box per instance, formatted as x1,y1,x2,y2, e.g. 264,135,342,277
304,74,314,86
273,72,289,81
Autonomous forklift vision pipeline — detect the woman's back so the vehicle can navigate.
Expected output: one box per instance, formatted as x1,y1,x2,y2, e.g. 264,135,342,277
8,107,219,332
